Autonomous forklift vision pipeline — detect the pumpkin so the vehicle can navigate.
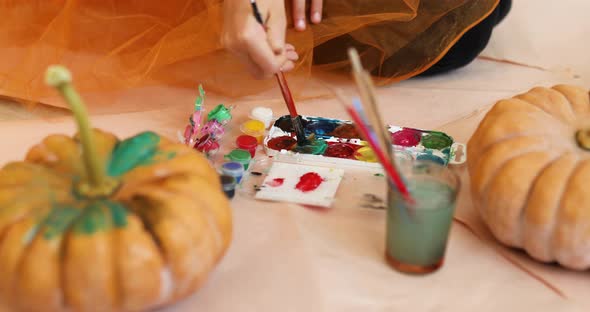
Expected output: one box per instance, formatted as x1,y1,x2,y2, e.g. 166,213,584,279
467,84,590,270
0,66,232,312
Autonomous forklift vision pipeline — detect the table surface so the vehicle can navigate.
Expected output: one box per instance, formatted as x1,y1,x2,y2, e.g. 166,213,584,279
0,1,589,311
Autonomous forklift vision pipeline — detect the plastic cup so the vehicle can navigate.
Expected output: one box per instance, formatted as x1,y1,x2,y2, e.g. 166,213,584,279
221,161,245,183
249,107,273,129
385,160,460,274
207,104,232,124
224,149,252,170
240,119,266,143
220,175,237,199
236,135,258,157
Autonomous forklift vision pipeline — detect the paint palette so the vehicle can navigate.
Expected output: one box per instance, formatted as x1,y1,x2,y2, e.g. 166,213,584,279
263,115,466,168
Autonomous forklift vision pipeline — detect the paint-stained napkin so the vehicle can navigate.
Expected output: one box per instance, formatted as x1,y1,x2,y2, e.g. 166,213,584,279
255,162,344,207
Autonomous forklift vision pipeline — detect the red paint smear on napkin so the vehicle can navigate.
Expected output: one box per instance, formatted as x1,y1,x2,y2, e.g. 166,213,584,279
295,172,324,192
265,178,285,187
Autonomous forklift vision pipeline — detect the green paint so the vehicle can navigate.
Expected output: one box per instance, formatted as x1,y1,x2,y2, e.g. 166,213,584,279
70,200,129,235
107,131,161,176
420,132,453,150
225,149,252,170
374,173,385,177
153,150,177,162
195,84,206,110
73,202,108,235
386,179,457,268
41,200,130,240
42,205,82,239
292,138,327,155
207,104,232,123
107,201,128,228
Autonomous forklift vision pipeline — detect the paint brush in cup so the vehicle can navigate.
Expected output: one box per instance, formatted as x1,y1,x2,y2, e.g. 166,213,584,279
347,49,393,159
250,0,308,146
327,86,415,205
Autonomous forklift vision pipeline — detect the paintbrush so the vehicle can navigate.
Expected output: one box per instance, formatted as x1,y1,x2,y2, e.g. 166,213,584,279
250,0,308,145
347,49,392,159
327,87,414,204
344,48,415,205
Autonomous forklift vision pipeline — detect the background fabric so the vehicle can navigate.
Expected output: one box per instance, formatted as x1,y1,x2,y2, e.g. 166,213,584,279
0,0,497,112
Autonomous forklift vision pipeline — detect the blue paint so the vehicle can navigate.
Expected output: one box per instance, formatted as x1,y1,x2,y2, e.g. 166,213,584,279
221,161,245,183
305,120,339,137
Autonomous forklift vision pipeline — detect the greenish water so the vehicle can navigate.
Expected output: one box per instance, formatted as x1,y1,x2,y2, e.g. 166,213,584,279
386,179,456,267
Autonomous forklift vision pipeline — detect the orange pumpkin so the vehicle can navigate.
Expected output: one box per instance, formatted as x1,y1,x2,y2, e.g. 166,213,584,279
467,84,590,270
0,66,232,311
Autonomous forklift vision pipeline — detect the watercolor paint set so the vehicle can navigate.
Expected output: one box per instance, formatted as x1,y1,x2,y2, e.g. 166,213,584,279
263,115,466,168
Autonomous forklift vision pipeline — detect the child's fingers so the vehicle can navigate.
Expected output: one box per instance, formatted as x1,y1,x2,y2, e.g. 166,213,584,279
245,39,287,78
266,21,287,55
286,49,299,61
281,60,295,72
292,0,306,31
310,0,323,24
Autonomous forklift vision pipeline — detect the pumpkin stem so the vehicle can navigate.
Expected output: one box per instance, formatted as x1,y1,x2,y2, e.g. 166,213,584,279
575,129,590,151
45,66,106,189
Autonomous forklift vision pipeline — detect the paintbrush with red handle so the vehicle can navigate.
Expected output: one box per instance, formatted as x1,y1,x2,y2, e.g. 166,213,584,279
250,0,308,145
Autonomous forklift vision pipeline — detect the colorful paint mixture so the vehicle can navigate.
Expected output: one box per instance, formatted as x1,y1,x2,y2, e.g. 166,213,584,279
264,115,464,166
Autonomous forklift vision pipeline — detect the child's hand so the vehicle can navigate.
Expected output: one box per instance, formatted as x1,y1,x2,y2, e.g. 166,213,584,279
222,0,299,79
291,0,323,31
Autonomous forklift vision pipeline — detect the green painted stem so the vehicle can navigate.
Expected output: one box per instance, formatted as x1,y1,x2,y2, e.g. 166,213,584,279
58,85,105,187
46,66,105,188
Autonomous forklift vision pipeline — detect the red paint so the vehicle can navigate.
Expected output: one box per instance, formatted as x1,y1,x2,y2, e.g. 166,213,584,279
324,142,361,159
194,134,219,153
267,135,297,151
295,172,324,192
329,124,360,139
391,128,422,147
265,178,285,187
236,135,258,157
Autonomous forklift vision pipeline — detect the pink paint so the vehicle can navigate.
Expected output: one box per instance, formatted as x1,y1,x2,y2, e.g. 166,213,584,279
265,178,285,187
391,128,421,147
295,172,324,192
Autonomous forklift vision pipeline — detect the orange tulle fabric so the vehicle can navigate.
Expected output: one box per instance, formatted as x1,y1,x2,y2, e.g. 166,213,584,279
0,0,498,111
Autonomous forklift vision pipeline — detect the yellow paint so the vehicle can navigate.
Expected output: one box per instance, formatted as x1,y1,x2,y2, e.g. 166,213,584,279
240,119,265,143
354,146,378,163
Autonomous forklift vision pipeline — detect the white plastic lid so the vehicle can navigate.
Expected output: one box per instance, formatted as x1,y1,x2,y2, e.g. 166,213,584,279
250,107,273,128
